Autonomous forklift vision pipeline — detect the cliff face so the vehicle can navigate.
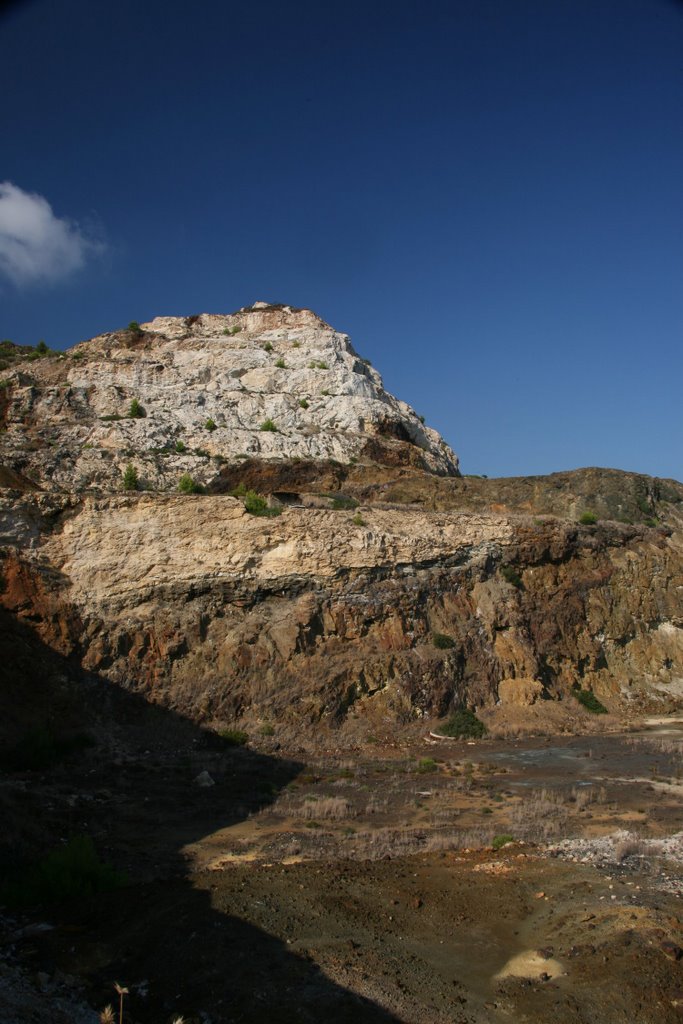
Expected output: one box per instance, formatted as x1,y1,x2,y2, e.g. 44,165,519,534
1,304,682,742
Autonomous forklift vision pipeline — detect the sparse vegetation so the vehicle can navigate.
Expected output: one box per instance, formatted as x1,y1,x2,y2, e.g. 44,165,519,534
127,321,142,335
574,687,608,714
275,358,286,368
205,417,217,431
578,511,598,525
243,490,281,517
1,835,126,908
178,473,203,494
1,727,94,772
432,632,455,650
128,398,144,418
263,341,273,352
175,440,186,453
298,398,309,409
440,709,487,739
352,512,366,527
492,834,514,851
219,728,249,747
330,494,359,510
122,464,139,491
260,418,278,432
416,757,437,773
308,360,329,369
500,564,523,588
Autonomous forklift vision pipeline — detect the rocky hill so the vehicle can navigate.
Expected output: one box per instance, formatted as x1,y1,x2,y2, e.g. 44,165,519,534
0,301,457,494
1,304,682,746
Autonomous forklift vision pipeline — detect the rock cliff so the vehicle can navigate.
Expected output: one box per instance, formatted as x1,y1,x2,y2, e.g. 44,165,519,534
1,304,682,744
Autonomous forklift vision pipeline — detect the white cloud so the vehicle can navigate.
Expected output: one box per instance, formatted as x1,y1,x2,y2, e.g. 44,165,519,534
0,181,104,286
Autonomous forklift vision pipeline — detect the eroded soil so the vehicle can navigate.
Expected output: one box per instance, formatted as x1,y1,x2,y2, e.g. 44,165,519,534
2,718,683,1023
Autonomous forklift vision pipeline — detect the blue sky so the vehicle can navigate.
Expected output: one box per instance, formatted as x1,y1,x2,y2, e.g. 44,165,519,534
1,0,681,479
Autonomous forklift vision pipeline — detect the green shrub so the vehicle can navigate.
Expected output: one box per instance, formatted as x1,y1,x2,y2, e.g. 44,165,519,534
331,495,359,510
416,757,437,773
492,834,514,851
122,464,139,491
1,836,126,908
263,341,273,352
175,440,186,453
128,398,144,418
299,398,309,409
432,632,455,650
352,513,366,527
219,728,249,747
260,418,278,432
259,723,275,737
36,340,49,355
291,340,300,348
275,358,286,368
224,324,241,335
308,360,329,370
205,418,217,431
178,473,203,494
644,517,658,528
573,688,608,714
244,490,281,517
127,321,142,335
578,511,598,525
440,709,487,739
500,564,523,588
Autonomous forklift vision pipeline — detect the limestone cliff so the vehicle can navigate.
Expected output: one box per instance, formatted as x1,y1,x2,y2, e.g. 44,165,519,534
1,305,682,743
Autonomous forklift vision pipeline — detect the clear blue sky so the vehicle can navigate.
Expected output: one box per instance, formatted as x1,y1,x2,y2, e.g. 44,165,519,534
1,0,681,480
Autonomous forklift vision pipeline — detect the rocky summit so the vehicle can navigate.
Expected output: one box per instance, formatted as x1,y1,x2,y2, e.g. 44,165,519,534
1,302,682,746
0,301,457,494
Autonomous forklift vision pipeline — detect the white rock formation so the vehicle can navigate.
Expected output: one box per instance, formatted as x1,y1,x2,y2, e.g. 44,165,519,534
0,302,458,492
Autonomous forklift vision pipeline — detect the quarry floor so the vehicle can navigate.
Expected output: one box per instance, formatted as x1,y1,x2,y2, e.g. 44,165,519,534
2,717,683,1023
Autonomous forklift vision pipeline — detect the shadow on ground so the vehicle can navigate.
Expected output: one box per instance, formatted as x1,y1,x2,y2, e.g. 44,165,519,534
0,609,400,1022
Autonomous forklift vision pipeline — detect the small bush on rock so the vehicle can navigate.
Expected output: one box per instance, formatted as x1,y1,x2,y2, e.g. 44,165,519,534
260,418,277,432
244,490,281,517
432,632,455,650
579,511,598,525
128,398,144,419
122,464,139,491
178,473,203,494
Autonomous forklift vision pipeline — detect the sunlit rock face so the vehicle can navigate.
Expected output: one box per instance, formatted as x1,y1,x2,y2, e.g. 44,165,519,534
0,301,458,493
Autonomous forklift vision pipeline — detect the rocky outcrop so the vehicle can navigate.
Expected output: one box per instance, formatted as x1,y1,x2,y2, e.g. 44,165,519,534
1,303,682,742
0,302,458,493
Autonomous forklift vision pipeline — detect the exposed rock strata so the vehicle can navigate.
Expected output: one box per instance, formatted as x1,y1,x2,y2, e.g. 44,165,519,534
1,304,682,739
1,488,681,738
